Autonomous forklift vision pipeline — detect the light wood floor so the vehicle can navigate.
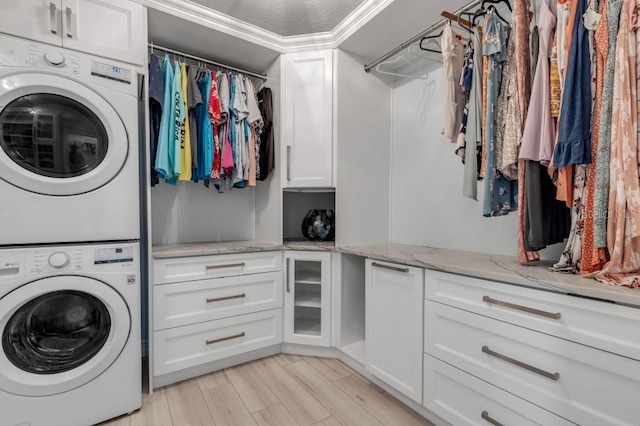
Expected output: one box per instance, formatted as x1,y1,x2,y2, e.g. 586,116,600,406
98,354,433,426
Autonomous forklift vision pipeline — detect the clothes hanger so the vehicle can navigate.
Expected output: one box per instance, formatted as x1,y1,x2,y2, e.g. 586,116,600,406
375,53,430,80
482,0,512,13
419,30,443,53
408,42,443,62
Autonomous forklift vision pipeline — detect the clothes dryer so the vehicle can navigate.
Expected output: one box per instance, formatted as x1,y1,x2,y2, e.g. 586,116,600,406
0,242,141,426
0,33,141,245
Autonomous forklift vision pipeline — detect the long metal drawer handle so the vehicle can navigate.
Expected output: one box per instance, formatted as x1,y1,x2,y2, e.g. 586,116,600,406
372,262,409,273
482,296,561,320
205,262,246,270
206,332,245,345
206,293,246,303
65,7,73,38
482,346,560,381
481,411,504,426
286,145,291,181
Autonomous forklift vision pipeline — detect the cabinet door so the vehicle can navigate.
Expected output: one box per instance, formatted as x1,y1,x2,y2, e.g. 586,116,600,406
0,0,63,46
61,0,145,66
283,50,334,188
283,251,331,346
366,259,423,403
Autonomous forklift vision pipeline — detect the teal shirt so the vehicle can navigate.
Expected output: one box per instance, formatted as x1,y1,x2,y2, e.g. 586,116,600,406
155,55,174,180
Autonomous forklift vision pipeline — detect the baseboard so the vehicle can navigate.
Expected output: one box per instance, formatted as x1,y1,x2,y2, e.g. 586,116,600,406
280,343,339,358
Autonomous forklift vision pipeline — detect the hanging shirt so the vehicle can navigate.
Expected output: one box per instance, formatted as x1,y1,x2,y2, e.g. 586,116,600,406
155,55,175,181
258,87,274,181
195,71,212,181
187,66,203,169
148,54,164,187
165,60,185,184
246,79,263,186
209,74,223,179
178,63,192,181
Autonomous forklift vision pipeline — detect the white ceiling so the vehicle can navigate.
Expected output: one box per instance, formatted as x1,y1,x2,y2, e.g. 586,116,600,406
188,0,366,36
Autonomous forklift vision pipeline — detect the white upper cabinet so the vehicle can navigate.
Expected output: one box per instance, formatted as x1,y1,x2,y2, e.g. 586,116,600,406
0,0,145,66
282,49,334,188
0,0,63,46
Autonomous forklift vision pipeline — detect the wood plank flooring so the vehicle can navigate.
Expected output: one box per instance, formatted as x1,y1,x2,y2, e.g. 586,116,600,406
98,355,433,426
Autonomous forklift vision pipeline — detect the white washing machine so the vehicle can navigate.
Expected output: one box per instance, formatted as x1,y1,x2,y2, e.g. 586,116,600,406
0,33,141,245
0,242,141,426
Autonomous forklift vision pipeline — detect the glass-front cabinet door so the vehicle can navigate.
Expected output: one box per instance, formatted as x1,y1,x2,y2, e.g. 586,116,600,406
284,251,331,346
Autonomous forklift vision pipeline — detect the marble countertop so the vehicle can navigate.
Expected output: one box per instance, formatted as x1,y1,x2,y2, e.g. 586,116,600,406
152,240,640,307
338,243,640,307
152,240,282,259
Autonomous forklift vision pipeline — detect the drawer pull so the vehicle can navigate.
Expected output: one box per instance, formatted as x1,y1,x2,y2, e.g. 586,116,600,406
206,293,246,303
205,262,246,270
206,332,245,345
482,346,560,381
482,296,561,320
481,411,504,426
372,262,409,273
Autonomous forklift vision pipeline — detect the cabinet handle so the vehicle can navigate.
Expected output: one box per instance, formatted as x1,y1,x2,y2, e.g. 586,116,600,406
205,262,246,270
286,257,291,292
286,146,291,181
206,293,245,303
65,7,73,38
482,296,561,320
206,332,245,345
371,262,409,273
481,411,504,426
482,346,560,381
49,2,58,34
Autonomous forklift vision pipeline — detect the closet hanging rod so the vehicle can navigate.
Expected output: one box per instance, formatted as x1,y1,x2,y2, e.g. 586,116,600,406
148,42,268,81
363,0,483,73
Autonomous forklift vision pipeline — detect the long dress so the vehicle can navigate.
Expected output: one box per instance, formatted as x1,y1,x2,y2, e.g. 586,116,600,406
582,0,611,275
482,12,517,217
441,22,466,142
594,0,640,287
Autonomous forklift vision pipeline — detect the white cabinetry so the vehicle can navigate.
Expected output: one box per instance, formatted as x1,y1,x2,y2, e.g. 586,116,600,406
365,259,423,403
0,0,145,65
282,49,334,188
423,270,640,426
284,251,331,346
152,252,283,387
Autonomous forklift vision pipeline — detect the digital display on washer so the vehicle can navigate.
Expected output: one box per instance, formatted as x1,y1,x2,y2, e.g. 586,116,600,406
94,247,133,264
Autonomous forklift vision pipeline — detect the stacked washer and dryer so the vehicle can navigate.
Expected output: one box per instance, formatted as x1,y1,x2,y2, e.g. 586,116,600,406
0,32,143,426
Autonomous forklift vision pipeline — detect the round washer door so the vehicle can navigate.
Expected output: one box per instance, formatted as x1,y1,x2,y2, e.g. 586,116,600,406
0,276,130,396
0,72,128,196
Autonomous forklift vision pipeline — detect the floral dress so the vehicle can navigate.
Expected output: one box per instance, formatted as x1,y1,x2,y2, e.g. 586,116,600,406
482,12,517,217
594,0,640,287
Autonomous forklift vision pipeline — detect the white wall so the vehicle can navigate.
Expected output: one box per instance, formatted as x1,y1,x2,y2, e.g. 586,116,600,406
151,183,255,244
255,56,283,244
335,49,392,246
390,68,564,259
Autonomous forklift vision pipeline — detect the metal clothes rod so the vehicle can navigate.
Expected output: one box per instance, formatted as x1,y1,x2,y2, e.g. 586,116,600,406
148,42,268,81
364,0,483,73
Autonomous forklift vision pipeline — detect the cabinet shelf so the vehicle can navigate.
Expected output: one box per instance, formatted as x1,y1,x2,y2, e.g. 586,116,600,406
294,291,321,308
294,318,322,336
295,271,321,285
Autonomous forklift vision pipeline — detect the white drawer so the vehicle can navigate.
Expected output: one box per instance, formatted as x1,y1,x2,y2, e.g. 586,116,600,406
425,300,640,426
154,251,283,284
424,270,640,360
154,309,282,376
154,272,283,330
423,354,574,426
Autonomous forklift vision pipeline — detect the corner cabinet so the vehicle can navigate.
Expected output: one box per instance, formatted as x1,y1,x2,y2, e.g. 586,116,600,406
282,49,334,188
283,251,331,346
0,0,146,66
365,259,423,403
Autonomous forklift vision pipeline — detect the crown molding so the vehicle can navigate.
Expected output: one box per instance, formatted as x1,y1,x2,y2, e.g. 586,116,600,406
133,0,392,53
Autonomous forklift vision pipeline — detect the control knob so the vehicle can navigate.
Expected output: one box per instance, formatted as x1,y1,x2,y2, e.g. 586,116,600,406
48,252,70,269
44,52,67,67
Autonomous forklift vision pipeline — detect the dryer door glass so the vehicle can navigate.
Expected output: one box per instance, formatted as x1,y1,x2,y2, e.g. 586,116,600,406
0,94,108,178
2,290,111,374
